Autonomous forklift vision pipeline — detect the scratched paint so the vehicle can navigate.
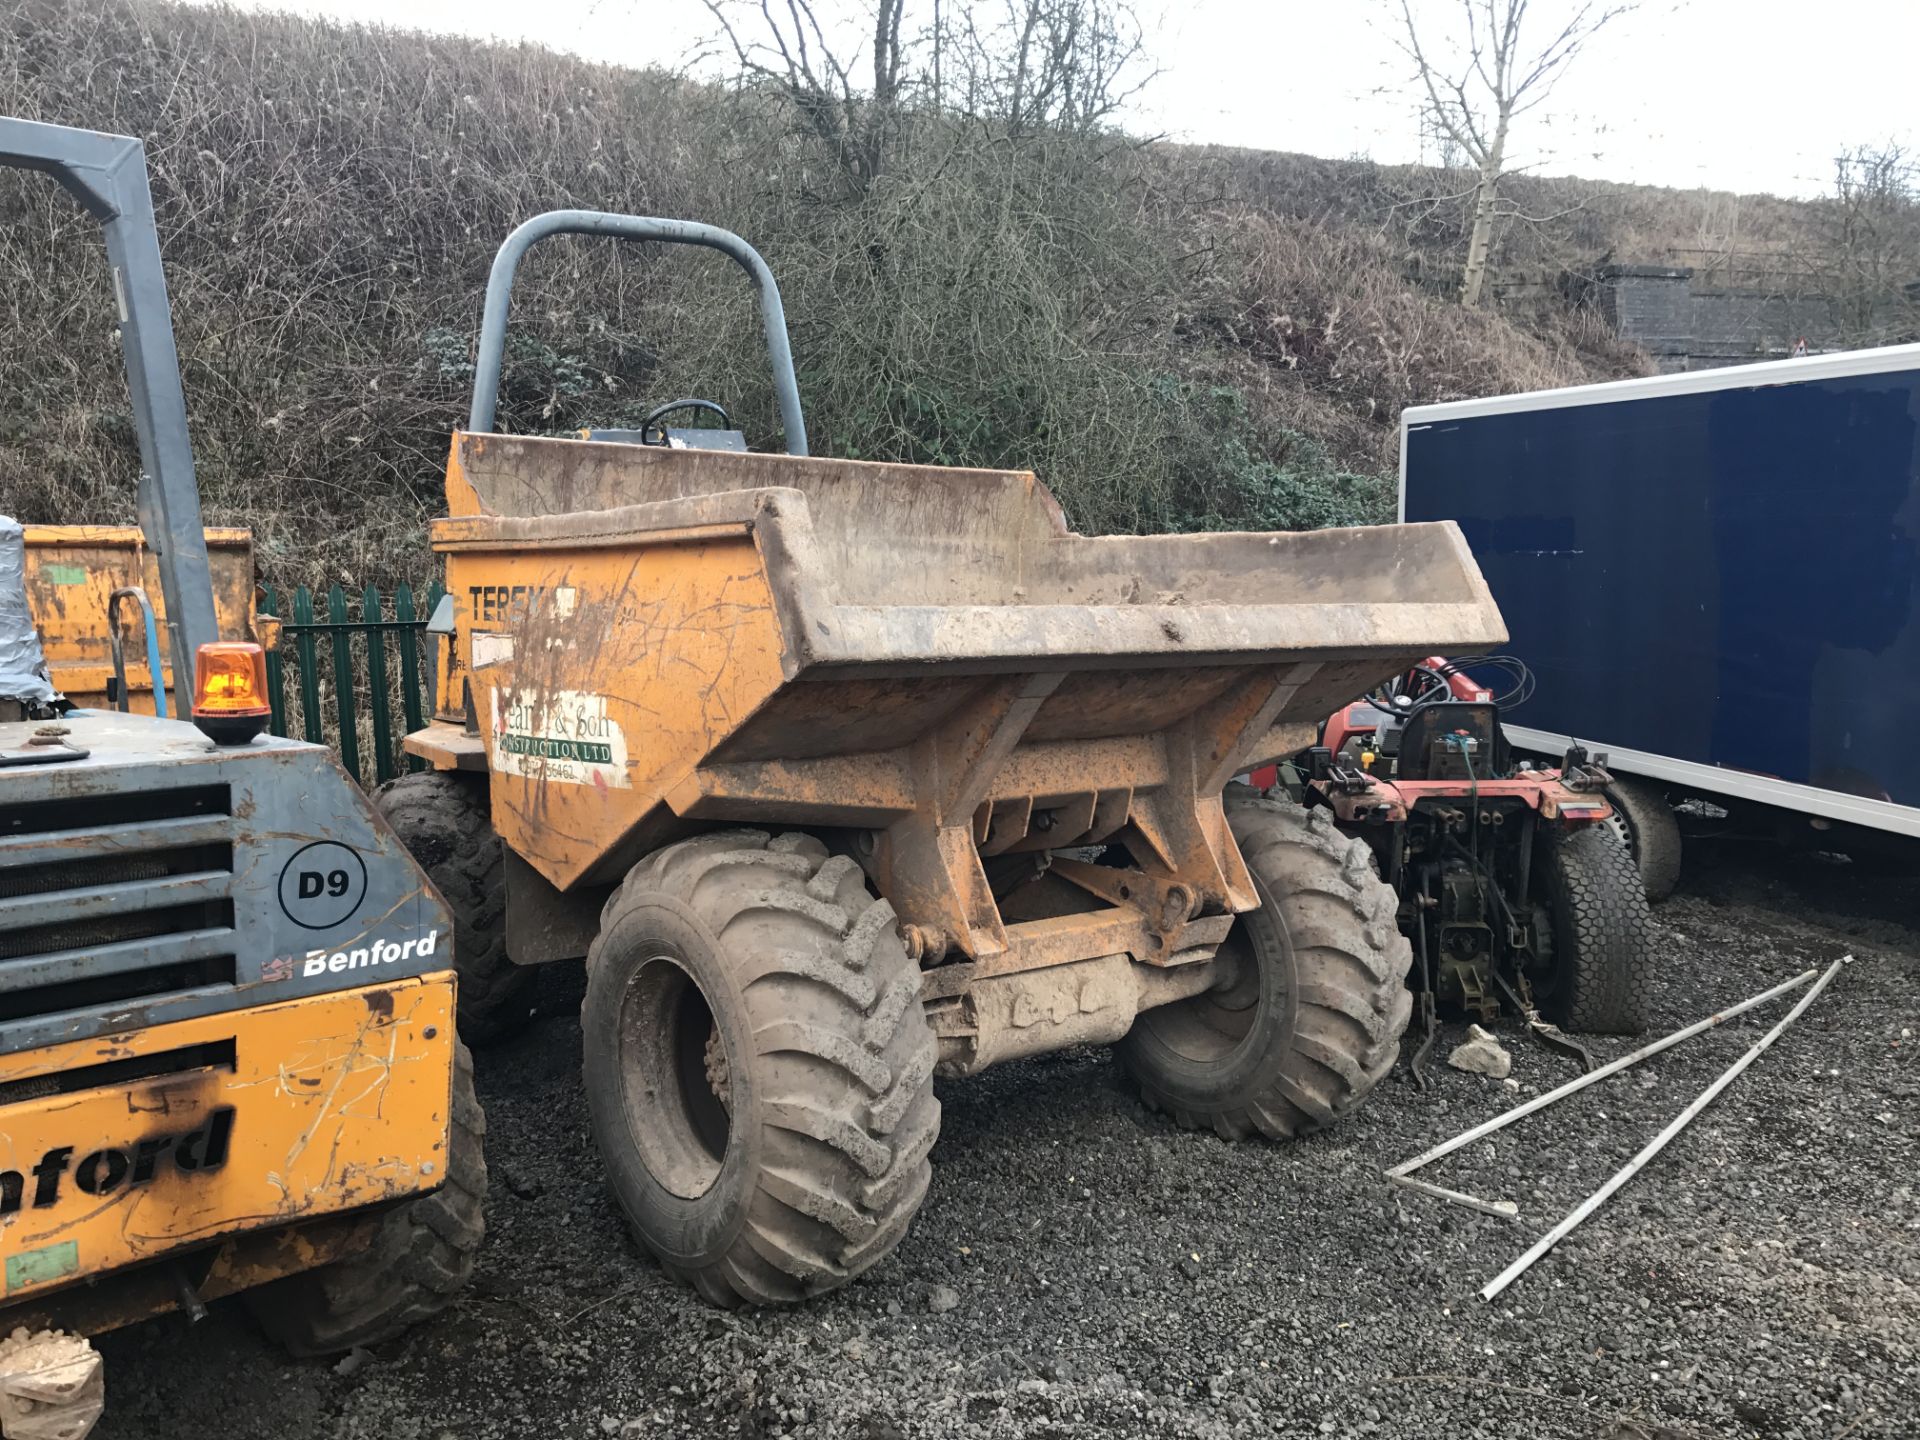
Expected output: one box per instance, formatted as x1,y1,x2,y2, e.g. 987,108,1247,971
5,1241,78,1293
415,430,1504,922
0,974,456,1300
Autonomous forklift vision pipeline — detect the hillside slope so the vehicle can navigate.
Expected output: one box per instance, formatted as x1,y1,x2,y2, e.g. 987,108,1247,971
0,0,1703,588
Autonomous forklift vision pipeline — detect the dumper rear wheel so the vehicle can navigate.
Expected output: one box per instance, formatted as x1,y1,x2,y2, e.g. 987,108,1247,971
375,771,534,1043
583,830,940,1307
247,1043,486,1356
1117,796,1412,1140
1531,825,1653,1035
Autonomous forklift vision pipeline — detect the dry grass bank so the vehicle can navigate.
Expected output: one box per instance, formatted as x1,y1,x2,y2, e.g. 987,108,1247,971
0,0,1724,591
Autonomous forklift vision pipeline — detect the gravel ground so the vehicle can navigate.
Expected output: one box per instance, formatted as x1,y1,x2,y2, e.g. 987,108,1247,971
96,841,1917,1440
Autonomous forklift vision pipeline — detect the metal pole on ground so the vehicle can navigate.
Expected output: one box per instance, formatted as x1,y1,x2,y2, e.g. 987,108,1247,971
1386,967,1819,1198
1478,955,1849,1302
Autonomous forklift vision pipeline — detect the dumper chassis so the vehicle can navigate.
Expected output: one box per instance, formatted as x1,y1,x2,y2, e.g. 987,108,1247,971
390,211,1507,1303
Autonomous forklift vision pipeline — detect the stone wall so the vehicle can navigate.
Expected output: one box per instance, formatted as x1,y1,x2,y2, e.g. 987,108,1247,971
1594,265,1876,372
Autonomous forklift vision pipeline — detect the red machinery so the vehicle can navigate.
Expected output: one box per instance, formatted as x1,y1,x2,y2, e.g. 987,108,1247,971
1288,657,1654,1084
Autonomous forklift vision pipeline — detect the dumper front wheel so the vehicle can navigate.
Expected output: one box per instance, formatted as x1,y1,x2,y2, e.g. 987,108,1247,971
247,1043,486,1356
375,771,534,1043
582,831,940,1307
1117,796,1412,1140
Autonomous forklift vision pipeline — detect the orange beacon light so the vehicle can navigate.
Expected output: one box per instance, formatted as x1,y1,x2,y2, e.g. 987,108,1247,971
191,641,272,745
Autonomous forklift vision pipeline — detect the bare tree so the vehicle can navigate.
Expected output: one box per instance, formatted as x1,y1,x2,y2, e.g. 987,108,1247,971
705,0,911,194
704,0,1155,192
1387,0,1632,306
1820,143,1920,342
947,0,1155,137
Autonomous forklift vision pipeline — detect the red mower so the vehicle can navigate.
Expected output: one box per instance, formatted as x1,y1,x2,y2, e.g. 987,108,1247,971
1261,656,1654,1086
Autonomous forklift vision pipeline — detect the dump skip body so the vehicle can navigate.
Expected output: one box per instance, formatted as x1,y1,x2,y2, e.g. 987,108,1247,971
410,432,1505,984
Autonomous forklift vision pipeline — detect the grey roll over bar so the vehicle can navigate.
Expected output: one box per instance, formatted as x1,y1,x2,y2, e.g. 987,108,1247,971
466,210,809,457
0,118,220,717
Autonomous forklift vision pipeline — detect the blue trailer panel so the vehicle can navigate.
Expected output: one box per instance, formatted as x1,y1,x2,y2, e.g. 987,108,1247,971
1401,345,1920,839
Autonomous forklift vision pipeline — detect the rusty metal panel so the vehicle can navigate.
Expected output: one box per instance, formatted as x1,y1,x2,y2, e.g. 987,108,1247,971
0,974,455,1304
443,432,1069,588
0,1209,380,1340
21,525,255,711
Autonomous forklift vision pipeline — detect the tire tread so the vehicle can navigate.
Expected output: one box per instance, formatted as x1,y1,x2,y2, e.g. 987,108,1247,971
1538,825,1654,1035
374,772,532,1044
1120,794,1413,1140
1606,777,1685,903
587,831,938,1306
247,1044,485,1356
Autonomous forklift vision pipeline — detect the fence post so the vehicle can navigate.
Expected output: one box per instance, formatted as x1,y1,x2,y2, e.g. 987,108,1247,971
292,585,324,748
327,585,361,783
260,582,288,738
364,583,396,784
395,584,426,773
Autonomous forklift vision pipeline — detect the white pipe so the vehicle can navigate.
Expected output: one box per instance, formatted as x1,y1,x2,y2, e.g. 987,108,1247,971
1386,1173,1519,1220
1386,967,1818,1183
1478,955,1849,1303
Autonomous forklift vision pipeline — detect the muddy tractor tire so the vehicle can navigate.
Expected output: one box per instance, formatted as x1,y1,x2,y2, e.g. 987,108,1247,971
1116,795,1413,1140
248,1043,487,1357
1532,825,1654,1035
375,770,535,1044
582,830,940,1307
1602,776,1684,903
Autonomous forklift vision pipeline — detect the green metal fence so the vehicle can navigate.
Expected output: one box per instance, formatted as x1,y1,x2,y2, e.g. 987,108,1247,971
258,581,444,786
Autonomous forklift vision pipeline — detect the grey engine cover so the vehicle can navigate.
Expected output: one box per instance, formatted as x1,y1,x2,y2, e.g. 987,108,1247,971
0,710,452,1055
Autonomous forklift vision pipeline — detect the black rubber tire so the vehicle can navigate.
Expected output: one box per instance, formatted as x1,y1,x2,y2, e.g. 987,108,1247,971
1115,795,1413,1140
1533,825,1654,1035
247,1043,486,1357
375,771,535,1044
1603,776,1685,903
582,830,940,1307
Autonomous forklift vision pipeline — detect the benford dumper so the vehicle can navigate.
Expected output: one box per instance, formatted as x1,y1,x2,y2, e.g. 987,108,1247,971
0,119,482,1436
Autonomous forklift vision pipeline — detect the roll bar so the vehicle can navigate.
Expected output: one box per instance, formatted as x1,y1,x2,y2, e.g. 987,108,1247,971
466,210,809,457
0,118,219,718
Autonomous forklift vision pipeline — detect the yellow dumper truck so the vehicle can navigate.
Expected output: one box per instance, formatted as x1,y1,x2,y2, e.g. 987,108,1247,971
386,212,1506,1306
0,118,482,1437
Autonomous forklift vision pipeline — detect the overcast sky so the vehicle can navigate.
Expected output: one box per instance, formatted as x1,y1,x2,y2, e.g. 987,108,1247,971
177,0,1919,200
